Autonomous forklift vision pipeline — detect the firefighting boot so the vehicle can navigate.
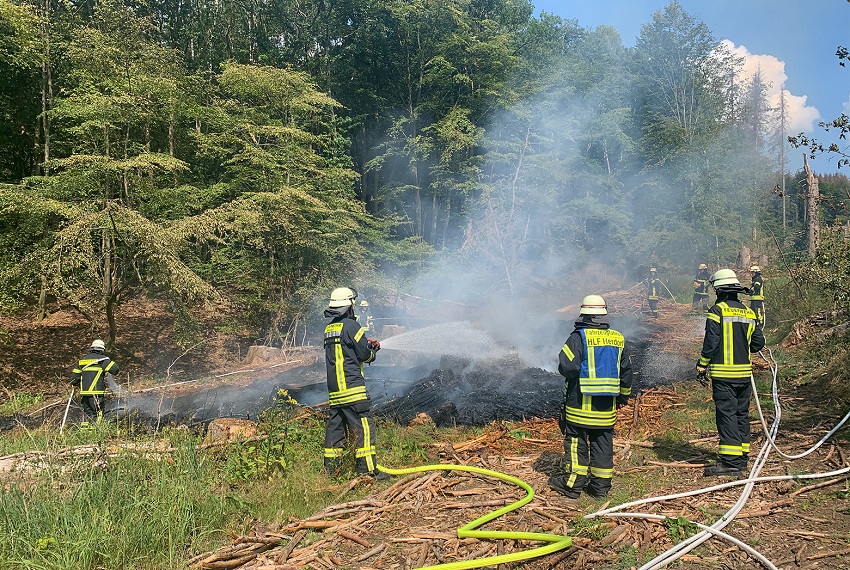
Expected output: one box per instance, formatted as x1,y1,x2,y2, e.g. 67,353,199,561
368,470,390,482
547,475,581,499
703,463,743,477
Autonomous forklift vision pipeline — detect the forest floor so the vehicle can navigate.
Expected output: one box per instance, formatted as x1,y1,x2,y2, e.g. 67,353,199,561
1,295,849,569
192,296,850,570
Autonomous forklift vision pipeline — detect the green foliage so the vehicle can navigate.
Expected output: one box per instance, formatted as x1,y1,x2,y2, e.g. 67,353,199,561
0,390,44,415
664,515,699,542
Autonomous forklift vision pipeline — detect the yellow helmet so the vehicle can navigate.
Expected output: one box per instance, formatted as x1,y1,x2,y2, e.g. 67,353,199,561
579,294,607,315
699,263,707,270
710,269,740,288
329,287,357,308
750,265,761,272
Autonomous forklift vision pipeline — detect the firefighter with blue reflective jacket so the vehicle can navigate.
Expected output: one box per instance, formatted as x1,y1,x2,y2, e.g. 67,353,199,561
322,287,388,480
70,339,119,422
549,295,633,499
749,265,765,330
697,269,765,477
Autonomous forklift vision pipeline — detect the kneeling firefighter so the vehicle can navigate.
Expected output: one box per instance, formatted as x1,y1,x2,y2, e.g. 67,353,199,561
549,295,633,499
322,287,388,480
697,269,765,477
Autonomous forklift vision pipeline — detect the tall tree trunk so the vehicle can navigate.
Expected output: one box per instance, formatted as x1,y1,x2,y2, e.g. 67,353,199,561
37,273,48,322
803,154,819,256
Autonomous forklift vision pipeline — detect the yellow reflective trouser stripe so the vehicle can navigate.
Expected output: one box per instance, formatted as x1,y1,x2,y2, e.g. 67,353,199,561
324,448,343,458
354,327,366,342
719,444,742,456
565,407,616,427
566,437,582,488
561,345,575,361
590,466,613,478
329,386,367,405
357,417,375,472
741,442,751,453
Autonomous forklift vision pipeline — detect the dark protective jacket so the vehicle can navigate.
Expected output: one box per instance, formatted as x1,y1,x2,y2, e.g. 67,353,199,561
558,318,633,428
698,296,765,382
646,278,661,300
71,350,119,395
750,274,764,301
694,270,711,295
323,308,377,407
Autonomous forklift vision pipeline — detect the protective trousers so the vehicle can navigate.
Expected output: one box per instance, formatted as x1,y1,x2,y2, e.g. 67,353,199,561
712,379,751,470
324,401,377,475
80,395,105,420
750,300,765,330
648,299,659,318
692,293,709,311
561,422,614,496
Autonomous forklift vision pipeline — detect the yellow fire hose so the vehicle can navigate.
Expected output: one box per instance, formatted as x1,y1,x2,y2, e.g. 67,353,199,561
376,463,573,570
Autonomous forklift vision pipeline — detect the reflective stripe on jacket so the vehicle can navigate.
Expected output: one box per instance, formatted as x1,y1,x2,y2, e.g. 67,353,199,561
750,275,764,300
71,351,119,395
646,278,660,300
324,315,376,406
698,300,765,381
559,321,632,428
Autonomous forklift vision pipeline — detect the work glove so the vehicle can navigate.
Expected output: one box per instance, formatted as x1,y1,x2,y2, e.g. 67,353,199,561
557,405,566,435
695,363,708,387
367,338,381,352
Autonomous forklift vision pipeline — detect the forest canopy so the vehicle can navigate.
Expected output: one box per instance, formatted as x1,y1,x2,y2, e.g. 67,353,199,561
0,0,847,344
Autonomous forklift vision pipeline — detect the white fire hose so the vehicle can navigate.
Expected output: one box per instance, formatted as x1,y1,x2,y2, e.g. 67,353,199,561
585,348,850,570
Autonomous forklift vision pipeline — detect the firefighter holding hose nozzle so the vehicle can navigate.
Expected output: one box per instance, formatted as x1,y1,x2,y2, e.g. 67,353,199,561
697,269,765,477
322,287,388,480
549,295,633,499
70,339,120,427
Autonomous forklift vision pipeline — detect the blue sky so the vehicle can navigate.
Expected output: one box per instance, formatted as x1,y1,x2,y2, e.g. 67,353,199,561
532,0,850,172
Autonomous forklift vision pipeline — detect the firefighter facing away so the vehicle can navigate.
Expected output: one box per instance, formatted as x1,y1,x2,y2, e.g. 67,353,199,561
323,287,388,480
692,263,711,311
646,267,661,318
697,269,765,477
549,295,633,499
749,265,765,329
70,339,120,423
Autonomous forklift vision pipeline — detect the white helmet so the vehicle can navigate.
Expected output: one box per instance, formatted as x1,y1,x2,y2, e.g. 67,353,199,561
710,269,740,288
750,265,761,272
328,287,357,308
90,339,106,351
579,294,608,315
359,300,369,307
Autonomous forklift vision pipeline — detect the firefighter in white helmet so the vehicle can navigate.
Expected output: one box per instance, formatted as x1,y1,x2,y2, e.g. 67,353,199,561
322,287,388,480
549,295,633,499
692,263,711,311
357,299,374,333
749,265,765,330
70,339,120,424
697,269,765,477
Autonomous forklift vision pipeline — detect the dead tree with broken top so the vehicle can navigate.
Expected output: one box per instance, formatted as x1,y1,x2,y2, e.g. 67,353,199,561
803,154,820,256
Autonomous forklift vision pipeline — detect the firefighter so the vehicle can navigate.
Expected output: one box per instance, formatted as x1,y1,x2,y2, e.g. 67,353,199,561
549,295,633,499
646,267,661,318
692,263,711,311
749,265,765,330
357,299,374,333
322,287,388,480
697,269,765,477
70,339,120,424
